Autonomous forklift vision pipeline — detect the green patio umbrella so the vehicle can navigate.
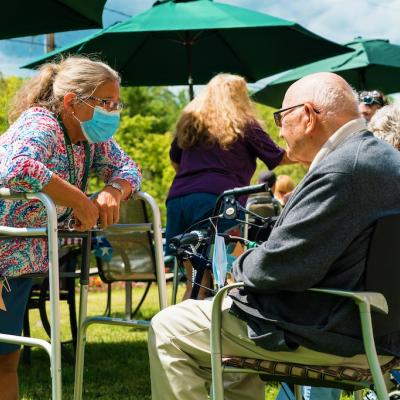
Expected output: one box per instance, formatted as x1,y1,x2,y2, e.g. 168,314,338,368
1,0,106,39
253,37,400,108
23,0,349,99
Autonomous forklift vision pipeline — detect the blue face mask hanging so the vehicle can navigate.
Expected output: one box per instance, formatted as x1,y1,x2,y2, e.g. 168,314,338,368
76,106,120,144
212,234,228,289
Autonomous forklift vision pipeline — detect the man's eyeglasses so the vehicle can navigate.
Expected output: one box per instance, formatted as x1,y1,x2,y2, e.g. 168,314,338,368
83,95,124,111
359,91,385,107
273,103,320,127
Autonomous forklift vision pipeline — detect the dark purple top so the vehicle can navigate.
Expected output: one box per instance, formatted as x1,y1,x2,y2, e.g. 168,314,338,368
167,122,284,202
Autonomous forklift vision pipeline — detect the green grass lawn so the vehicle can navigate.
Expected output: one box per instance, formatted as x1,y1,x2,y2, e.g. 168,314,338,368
19,282,355,399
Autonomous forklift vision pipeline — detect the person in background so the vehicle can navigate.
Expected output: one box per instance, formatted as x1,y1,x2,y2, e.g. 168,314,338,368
272,174,295,206
369,104,400,150
166,73,291,300
358,90,388,122
0,56,141,400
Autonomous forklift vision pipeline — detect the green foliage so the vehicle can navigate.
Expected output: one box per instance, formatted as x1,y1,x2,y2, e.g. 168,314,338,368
0,75,24,134
121,86,188,133
113,115,175,222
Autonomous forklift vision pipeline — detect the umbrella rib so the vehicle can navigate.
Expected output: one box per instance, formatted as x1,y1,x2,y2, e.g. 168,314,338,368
332,49,364,70
118,32,156,82
56,0,104,27
213,30,257,81
174,30,205,46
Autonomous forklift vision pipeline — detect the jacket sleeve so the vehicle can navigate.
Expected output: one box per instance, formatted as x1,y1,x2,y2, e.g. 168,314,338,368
91,138,142,197
233,171,359,292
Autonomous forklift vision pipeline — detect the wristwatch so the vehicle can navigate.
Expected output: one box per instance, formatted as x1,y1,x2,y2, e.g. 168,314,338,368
106,181,124,195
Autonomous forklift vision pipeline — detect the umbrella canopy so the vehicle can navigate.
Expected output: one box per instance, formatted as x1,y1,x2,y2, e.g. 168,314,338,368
23,0,349,99
1,0,106,39
253,37,400,108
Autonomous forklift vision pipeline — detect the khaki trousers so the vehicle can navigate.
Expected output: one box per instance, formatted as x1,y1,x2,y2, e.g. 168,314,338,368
148,297,392,400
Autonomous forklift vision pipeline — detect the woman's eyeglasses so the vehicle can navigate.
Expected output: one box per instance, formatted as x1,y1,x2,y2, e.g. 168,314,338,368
83,95,124,111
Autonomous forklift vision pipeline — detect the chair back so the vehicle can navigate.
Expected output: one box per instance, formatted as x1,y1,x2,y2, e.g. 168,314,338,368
366,213,400,336
244,192,281,241
97,198,157,283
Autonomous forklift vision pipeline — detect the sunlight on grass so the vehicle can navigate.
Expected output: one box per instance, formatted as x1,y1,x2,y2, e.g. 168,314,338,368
19,282,354,399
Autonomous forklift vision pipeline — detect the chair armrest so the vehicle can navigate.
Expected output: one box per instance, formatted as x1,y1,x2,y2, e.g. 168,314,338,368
212,284,388,315
309,288,388,315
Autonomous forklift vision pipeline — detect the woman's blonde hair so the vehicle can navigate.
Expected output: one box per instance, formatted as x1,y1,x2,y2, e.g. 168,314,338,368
175,73,260,150
9,55,120,123
369,104,400,150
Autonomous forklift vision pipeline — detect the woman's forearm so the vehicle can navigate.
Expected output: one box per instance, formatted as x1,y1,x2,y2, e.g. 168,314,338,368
41,173,88,209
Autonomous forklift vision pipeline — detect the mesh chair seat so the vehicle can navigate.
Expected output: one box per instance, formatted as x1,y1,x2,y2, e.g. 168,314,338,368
223,356,398,384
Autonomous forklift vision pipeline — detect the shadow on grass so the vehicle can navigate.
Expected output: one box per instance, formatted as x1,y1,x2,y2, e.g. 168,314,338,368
19,340,151,400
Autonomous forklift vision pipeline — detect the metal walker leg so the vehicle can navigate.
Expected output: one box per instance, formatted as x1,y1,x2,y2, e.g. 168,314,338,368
0,190,62,400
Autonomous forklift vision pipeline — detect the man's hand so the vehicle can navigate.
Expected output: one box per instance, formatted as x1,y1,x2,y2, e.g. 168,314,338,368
93,187,122,229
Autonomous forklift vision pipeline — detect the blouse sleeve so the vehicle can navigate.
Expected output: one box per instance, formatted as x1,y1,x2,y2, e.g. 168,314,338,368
2,120,56,192
169,137,182,164
245,123,285,170
91,138,142,197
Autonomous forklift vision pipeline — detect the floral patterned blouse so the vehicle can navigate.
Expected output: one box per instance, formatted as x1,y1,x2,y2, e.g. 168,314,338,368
0,107,142,277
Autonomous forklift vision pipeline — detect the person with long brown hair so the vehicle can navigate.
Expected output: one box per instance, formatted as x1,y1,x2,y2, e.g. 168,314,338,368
165,73,290,300
0,56,141,399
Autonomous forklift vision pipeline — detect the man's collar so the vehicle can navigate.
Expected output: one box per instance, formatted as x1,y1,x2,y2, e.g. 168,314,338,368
309,118,367,171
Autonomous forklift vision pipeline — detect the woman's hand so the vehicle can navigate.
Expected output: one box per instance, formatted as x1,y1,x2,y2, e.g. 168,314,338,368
42,174,100,231
72,197,100,231
93,187,122,229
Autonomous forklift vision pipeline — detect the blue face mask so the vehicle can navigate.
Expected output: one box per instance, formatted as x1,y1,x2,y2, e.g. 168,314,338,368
75,105,120,144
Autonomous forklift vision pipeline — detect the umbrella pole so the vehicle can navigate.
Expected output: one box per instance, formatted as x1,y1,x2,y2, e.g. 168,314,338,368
358,69,367,90
185,32,194,100
188,75,194,100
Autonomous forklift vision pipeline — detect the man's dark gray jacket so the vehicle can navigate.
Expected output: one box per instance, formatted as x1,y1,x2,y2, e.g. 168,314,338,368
232,130,400,357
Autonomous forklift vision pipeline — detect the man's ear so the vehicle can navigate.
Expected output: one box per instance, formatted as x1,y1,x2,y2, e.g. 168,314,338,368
304,103,317,134
63,92,77,114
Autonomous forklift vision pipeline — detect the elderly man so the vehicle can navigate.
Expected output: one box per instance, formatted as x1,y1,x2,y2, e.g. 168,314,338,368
148,73,400,400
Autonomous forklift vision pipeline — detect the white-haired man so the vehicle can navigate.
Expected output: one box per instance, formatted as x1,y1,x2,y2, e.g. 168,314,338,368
148,73,400,400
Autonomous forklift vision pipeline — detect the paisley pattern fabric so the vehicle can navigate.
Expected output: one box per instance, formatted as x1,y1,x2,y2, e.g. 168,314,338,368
0,107,141,277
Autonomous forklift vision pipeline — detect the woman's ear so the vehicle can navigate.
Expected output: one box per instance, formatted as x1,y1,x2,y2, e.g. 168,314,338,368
63,92,77,114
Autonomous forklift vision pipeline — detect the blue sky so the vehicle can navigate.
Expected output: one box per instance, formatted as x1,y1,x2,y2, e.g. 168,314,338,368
1,0,399,92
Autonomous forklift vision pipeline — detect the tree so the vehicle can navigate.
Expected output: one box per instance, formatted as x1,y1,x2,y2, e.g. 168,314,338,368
111,114,175,222
0,75,24,134
121,86,188,133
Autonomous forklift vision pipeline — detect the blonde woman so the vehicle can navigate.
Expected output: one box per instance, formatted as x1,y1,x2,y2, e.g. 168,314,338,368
166,73,289,300
0,56,141,398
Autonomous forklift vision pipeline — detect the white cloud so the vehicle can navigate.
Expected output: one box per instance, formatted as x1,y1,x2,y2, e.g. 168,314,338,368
219,0,400,45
